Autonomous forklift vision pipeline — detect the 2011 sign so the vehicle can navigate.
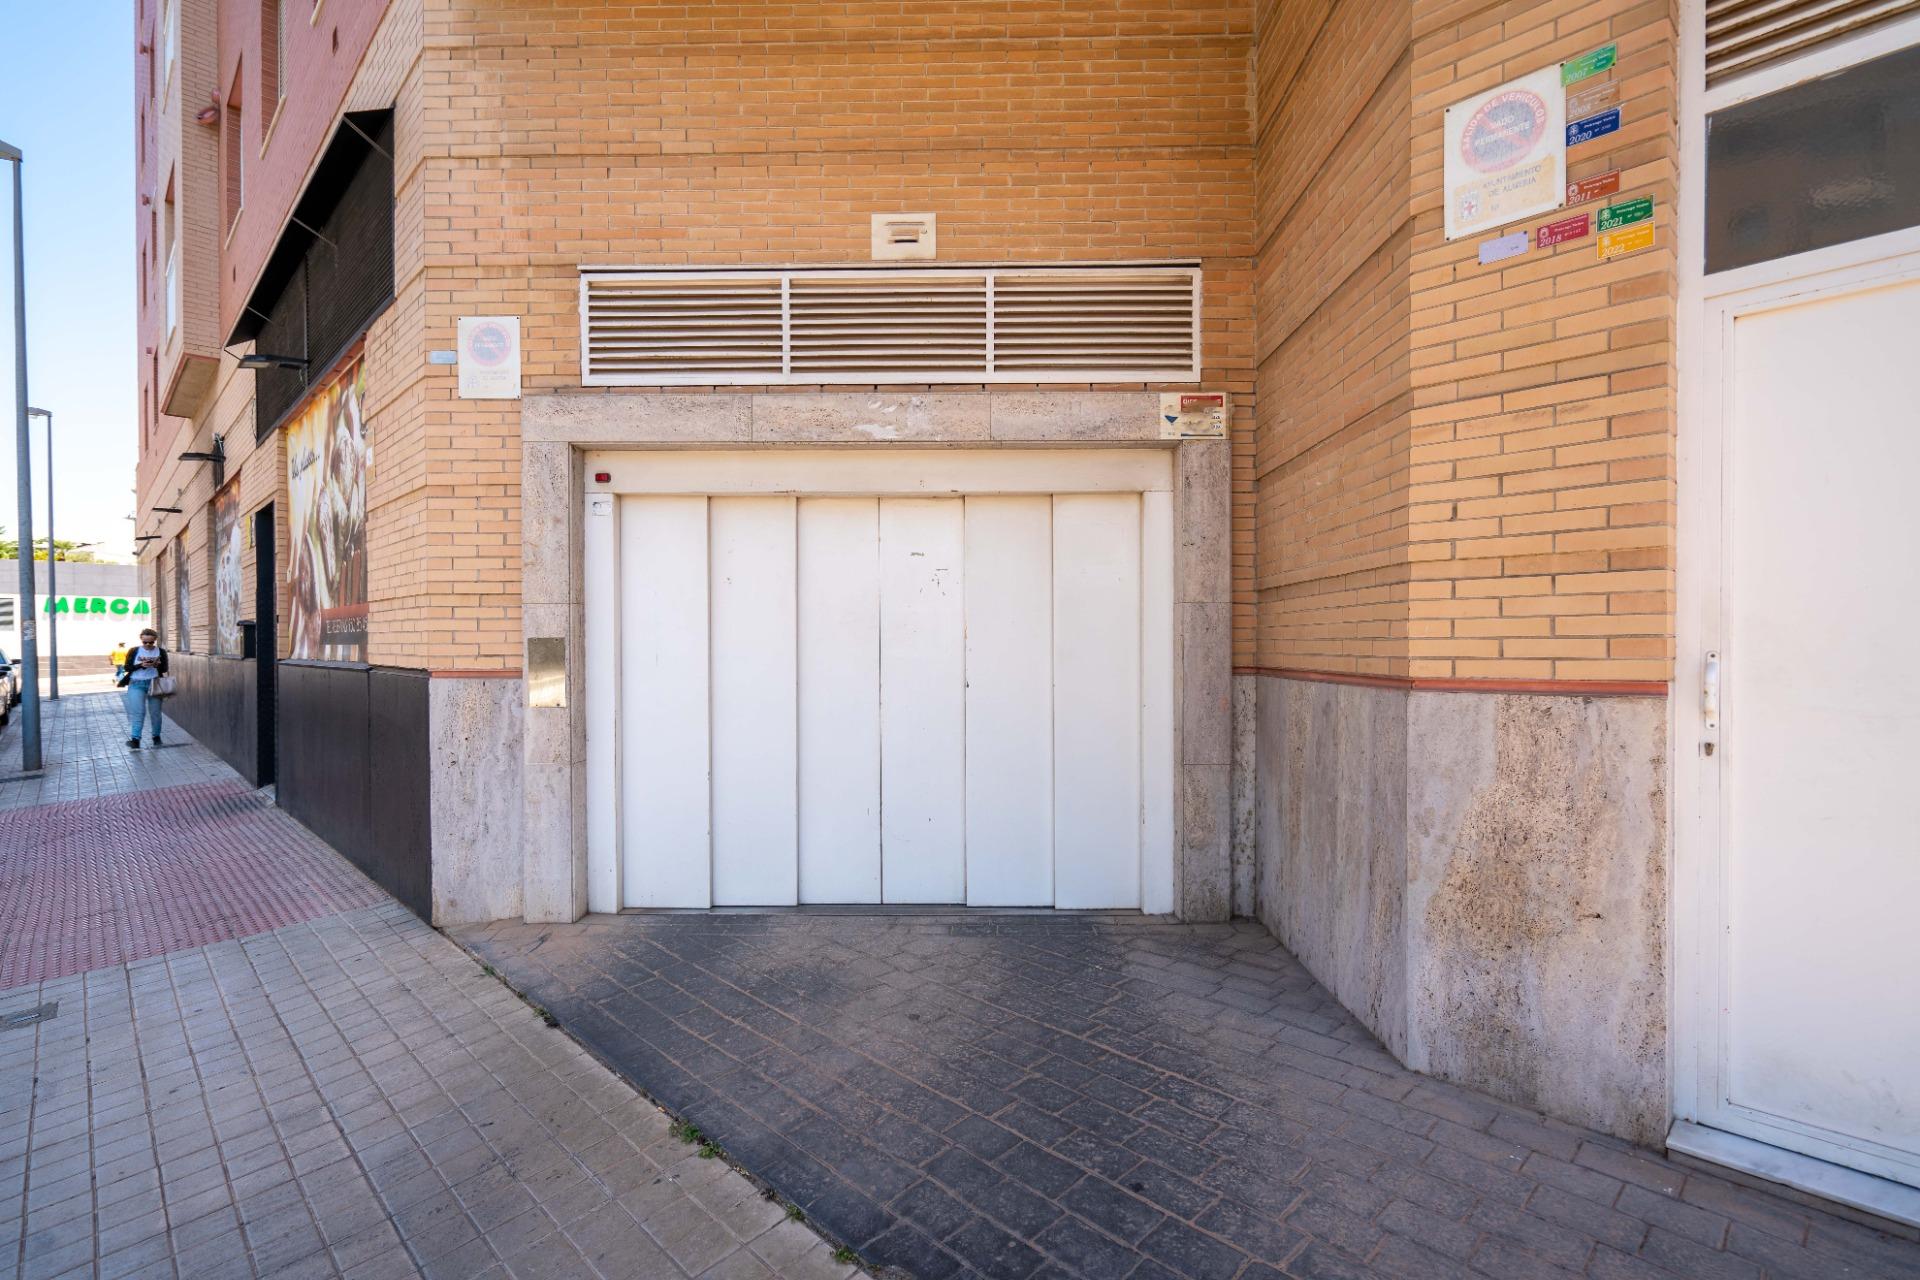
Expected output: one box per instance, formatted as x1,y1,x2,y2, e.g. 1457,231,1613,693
1566,170,1622,206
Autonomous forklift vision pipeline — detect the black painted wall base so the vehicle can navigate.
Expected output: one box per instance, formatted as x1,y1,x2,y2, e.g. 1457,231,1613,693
277,662,432,919
161,653,260,784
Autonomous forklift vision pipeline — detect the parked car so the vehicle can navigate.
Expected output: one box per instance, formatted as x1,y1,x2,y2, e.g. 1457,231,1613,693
0,650,16,723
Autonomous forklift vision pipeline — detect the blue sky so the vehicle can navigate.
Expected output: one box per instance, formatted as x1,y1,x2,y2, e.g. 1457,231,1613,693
0,2,137,562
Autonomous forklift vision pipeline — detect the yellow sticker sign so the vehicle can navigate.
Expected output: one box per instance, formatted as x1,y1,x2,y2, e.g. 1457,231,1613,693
1597,221,1655,260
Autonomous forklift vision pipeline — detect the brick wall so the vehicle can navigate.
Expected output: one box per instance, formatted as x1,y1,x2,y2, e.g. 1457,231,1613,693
1252,0,1415,677
138,0,1675,686
1251,0,1676,685
408,0,1261,670
1406,0,1676,682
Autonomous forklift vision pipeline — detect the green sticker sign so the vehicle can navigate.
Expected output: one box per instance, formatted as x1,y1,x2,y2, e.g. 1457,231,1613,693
1562,43,1617,85
1597,196,1653,232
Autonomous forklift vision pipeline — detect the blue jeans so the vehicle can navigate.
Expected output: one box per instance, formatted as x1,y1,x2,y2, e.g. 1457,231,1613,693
125,680,164,741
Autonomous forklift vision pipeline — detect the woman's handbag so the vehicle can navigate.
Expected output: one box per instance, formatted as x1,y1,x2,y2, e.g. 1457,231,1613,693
152,675,178,697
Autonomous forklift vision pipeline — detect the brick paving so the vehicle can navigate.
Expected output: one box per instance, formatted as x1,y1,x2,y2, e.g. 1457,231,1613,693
0,695,860,1279
0,780,384,990
457,913,1920,1280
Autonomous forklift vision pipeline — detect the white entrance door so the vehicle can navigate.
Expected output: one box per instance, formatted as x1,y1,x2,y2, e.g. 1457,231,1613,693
1679,247,1920,1191
584,449,1175,913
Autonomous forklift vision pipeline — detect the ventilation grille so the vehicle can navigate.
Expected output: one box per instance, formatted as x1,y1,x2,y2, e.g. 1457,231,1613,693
580,266,1200,385
1706,0,1920,83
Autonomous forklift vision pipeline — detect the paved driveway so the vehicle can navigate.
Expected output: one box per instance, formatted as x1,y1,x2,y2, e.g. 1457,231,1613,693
458,912,1920,1280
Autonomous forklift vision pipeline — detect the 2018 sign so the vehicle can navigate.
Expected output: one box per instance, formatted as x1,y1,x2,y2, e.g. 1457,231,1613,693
1537,213,1591,248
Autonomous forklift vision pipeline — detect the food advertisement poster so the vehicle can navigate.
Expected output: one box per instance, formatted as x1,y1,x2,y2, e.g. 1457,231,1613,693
1443,64,1566,241
287,357,370,661
212,481,244,654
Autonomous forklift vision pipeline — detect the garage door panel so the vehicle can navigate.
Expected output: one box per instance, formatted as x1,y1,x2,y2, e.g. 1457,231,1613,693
964,497,1054,907
710,496,799,906
798,498,882,904
1053,493,1142,910
879,498,967,904
619,495,711,909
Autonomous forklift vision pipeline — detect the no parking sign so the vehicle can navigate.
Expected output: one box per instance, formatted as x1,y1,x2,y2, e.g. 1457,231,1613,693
457,316,522,399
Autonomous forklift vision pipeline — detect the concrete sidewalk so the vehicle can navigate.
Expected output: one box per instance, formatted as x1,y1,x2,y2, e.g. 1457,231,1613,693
1,695,860,1280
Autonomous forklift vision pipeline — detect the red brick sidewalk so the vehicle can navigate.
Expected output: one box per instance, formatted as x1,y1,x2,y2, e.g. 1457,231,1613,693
0,698,385,991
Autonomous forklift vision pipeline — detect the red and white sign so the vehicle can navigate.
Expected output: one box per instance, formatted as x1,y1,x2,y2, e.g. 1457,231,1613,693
1566,170,1622,206
457,316,522,400
1537,213,1591,248
1159,392,1227,439
1443,65,1567,241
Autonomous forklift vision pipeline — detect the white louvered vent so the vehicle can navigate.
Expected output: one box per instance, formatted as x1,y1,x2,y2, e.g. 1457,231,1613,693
580,265,1200,386
1706,0,1920,83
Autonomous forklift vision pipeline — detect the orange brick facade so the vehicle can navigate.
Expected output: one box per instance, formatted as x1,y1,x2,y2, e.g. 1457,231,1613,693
1405,0,1676,683
1252,0,1676,683
137,0,1675,689
412,0,1259,669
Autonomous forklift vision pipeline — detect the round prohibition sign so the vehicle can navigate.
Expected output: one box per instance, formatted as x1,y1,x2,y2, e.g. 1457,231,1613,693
466,320,514,367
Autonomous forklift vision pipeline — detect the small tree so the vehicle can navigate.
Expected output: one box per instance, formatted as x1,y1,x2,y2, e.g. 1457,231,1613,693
0,527,102,561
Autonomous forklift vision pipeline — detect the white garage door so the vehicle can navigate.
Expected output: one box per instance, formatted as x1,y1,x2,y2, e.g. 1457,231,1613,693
583,451,1174,912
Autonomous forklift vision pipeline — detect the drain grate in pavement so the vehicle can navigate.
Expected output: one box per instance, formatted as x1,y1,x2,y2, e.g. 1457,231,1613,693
1,1001,58,1031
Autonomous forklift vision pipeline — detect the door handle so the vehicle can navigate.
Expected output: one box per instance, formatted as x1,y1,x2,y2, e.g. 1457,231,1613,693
1701,650,1720,756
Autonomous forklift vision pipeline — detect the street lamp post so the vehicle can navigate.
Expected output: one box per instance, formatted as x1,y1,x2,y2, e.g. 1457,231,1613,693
0,139,38,772
28,407,53,699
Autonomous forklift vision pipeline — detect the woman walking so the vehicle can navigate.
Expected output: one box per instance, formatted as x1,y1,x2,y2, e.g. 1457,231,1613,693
122,627,169,749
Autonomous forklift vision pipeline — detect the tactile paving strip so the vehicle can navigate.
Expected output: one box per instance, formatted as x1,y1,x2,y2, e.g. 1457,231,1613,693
0,780,384,991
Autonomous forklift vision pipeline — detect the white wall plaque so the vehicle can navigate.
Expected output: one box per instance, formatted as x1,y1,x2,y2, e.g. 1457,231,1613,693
1443,64,1566,241
456,316,522,399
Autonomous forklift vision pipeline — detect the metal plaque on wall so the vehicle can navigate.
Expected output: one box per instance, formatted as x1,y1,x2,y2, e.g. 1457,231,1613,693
527,637,567,709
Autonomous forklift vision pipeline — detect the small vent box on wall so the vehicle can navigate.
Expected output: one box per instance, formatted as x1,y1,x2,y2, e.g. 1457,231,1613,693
872,213,936,261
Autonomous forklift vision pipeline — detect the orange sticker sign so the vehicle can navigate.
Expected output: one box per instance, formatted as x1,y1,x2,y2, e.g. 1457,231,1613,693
1597,222,1656,260
1566,170,1621,206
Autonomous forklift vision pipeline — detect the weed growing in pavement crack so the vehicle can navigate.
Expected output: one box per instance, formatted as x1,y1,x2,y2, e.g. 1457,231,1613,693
669,1119,702,1145
785,1203,805,1221
832,1247,858,1264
